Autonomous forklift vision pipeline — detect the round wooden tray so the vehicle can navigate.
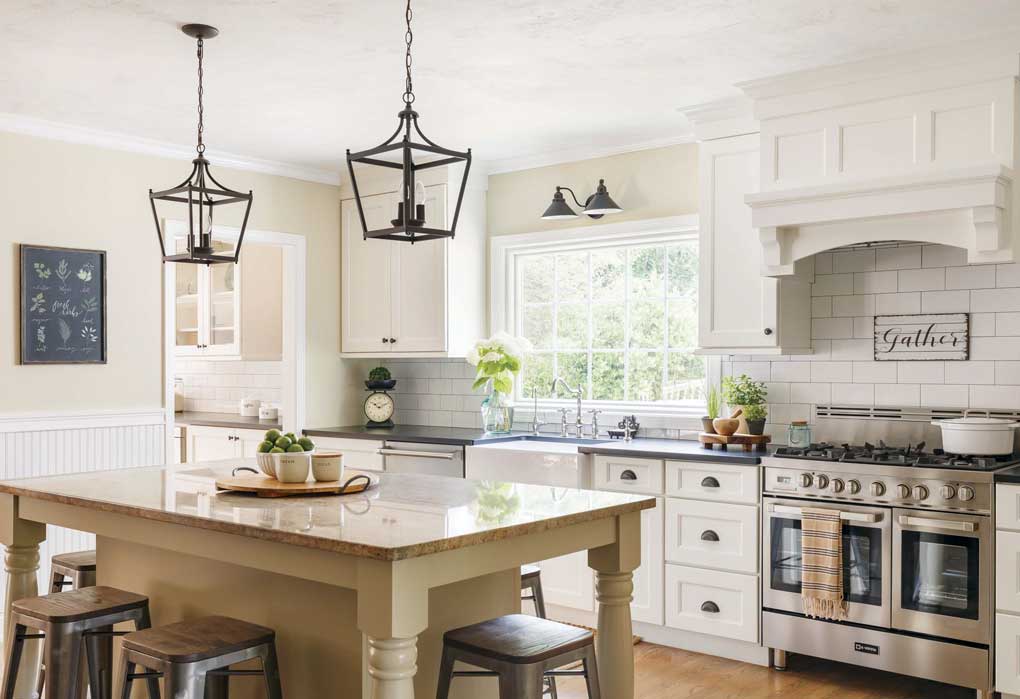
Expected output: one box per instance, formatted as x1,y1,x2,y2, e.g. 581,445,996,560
215,471,379,498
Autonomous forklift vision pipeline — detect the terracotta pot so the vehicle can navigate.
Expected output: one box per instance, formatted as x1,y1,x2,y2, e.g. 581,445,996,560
712,417,740,436
701,417,716,434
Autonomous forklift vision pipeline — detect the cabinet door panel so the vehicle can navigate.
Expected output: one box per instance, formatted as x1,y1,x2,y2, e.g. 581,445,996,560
632,498,665,625
187,427,238,463
342,194,395,353
539,551,595,612
392,184,448,352
698,134,779,349
236,428,270,458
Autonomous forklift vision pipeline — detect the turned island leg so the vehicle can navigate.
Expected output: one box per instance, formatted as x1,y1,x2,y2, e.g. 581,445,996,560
0,494,46,699
588,509,641,699
366,636,418,699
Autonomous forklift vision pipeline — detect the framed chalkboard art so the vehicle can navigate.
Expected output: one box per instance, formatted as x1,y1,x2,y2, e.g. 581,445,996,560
19,244,107,364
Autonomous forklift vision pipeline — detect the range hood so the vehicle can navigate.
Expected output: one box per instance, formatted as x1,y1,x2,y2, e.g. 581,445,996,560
734,35,1020,277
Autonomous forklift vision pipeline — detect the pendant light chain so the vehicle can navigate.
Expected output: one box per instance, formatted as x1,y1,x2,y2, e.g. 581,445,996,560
402,0,414,105
196,36,206,155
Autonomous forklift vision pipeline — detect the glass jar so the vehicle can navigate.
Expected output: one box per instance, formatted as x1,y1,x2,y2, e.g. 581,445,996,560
788,420,811,448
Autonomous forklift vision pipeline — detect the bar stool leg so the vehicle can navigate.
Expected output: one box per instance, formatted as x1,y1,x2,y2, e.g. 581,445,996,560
135,607,161,699
42,626,83,699
164,664,205,699
500,664,545,699
531,580,548,620
117,660,134,699
49,570,65,594
84,626,113,699
205,672,229,699
262,643,284,699
1,624,27,699
582,647,601,699
435,646,454,699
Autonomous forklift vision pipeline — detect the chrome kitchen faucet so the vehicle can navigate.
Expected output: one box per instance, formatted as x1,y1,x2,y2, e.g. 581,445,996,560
551,376,585,438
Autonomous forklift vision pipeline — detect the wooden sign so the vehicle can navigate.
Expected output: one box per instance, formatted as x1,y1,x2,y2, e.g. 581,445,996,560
19,244,107,364
874,313,969,361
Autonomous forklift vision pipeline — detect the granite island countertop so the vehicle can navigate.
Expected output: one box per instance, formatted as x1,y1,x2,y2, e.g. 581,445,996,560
0,460,654,561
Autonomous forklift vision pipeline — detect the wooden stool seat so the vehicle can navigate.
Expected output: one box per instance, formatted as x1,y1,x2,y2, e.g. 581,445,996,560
122,615,276,663
444,614,592,664
51,550,97,572
12,585,148,623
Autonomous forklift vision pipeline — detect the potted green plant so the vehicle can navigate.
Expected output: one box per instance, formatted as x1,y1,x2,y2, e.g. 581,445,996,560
722,374,769,435
467,333,533,435
702,386,721,434
366,366,396,390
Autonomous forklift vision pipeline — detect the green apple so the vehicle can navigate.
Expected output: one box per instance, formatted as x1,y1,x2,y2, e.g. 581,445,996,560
256,441,274,453
298,437,315,451
274,436,292,450
269,447,285,454
286,444,304,453
265,429,282,443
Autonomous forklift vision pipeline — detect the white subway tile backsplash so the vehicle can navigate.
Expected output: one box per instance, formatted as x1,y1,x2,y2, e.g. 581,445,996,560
898,268,945,292
810,362,853,383
920,384,969,408
946,361,994,385
968,386,1020,410
854,271,898,294
833,295,875,317
972,313,996,336
813,274,855,296
832,383,875,404
875,292,920,315
806,340,832,360
811,297,832,318
812,318,854,339
732,362,772,382
972,288,1020,312
922,244,967,268
765,382,791,403
997,263,1020,287
830,339,873,361
814,252,833,275
875,383,920,407
971,337,1020,360
791,383,831,404
946,265,996,290
897,361,945,383
770,362,811,382
996,361,1020,385
876,245,922,271
997,313,1020,336
853,317,875,339
176,359,283,414
921,290,970,313
833,249,876,273
853,361,898,383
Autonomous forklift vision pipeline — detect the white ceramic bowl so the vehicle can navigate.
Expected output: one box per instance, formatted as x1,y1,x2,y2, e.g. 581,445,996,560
275,452,311,483
256,452,277,478
312,451,344,482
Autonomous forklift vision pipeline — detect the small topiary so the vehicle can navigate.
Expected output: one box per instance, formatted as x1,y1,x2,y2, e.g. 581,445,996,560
368,366,392,382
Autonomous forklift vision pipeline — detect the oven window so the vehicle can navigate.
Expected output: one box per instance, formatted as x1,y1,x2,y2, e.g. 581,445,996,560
769,517,883,606
900,531,979,620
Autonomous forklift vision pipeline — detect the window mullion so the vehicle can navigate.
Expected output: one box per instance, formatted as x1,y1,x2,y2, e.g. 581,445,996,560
662,245,669,400
623,248,631,401
586,251,593,400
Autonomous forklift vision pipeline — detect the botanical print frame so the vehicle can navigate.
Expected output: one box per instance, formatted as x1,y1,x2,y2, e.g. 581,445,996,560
19,244,107,364
874,313,969,361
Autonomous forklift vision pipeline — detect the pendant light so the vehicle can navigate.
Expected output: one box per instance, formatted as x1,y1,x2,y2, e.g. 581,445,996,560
346,0,472,243
150,24,253,264
541,179,623,220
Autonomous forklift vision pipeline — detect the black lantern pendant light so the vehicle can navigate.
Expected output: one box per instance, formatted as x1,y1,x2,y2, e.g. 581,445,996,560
541,179,623,220
346,0,472,243
150,24,253,264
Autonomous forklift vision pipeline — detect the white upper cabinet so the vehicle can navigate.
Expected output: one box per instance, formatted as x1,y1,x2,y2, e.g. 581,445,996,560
340,165,486,357
696,133,812,355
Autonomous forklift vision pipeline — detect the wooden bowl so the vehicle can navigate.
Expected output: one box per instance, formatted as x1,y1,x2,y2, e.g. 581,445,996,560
712,418,740,436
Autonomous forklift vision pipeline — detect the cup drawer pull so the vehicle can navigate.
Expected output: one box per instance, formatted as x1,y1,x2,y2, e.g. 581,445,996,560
700,530,719,542
700,601,720,613
619,469,638,481
700,476,720,488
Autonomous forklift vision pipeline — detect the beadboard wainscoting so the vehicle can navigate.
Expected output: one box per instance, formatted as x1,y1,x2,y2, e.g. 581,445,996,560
722,244,1020,443
0,409,166,615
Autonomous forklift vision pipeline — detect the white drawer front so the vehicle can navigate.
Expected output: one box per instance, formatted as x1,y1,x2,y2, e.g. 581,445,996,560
664,499,758,574
665,460,759,504
997,613,1020,694
998,531,1020,614
309,437,384,471
593,456,664,495
998,484,1020,532
664,564,758,643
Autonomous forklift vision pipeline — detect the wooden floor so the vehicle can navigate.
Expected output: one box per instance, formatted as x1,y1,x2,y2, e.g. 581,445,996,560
554,642,974,698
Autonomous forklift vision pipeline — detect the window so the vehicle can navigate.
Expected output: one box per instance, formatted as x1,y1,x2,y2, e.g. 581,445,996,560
508,227,705,411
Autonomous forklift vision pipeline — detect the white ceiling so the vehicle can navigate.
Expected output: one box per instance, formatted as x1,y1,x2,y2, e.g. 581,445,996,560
4,0,1020,177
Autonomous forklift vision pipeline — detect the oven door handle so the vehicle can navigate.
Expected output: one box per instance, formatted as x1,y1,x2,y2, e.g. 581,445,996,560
897,515,977,533
768,504,881,523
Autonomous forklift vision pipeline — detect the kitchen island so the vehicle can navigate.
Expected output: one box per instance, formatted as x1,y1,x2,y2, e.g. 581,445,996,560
0,462,652,698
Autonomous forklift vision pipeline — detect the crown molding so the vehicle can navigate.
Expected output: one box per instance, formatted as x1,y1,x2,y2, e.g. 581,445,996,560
486,134,695,175
677,96,758,141
0,112,342,186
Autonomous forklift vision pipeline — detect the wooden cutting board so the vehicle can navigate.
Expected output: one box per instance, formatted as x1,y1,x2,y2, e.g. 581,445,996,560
698,432,771,452
215,472,379,498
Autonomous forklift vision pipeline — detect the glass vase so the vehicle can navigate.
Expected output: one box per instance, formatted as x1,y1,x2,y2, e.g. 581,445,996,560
481,388,515,435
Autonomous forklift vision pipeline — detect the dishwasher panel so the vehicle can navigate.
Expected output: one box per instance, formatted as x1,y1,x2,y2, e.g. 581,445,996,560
381,441,465,477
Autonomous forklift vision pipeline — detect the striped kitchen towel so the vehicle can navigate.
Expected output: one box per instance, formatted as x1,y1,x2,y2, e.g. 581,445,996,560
801,507,848,621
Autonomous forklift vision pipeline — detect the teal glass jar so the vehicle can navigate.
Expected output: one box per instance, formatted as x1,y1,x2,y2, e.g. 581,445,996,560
788,420,812,449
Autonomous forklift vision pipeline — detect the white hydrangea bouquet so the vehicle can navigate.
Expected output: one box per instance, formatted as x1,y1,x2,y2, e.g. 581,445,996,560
467,332,533,434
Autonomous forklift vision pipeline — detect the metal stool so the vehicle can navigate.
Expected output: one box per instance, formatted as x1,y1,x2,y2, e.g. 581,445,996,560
49,550,97,593
436,614,601,699
520,565,548,619
118,615,283,698
2,586,159,699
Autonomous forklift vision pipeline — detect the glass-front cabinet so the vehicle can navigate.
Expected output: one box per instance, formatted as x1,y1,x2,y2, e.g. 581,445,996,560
173,235,241,357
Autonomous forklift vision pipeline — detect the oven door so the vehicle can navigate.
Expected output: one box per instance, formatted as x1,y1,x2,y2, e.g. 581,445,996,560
892,509,990,644
763,498,891,628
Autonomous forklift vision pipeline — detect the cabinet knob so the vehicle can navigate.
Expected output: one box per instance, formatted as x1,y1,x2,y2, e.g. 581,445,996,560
700,530,720,542
619,469,638,481
700,476,720,488
389,337,397,344
763,328,773,336
700,601,720,613
382,338,390,343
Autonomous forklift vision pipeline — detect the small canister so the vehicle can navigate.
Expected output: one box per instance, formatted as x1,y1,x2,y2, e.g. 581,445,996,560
240,398,261,417
788,420,812,448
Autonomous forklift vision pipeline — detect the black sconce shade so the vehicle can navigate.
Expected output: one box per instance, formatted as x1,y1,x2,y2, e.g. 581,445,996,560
541,179,622,221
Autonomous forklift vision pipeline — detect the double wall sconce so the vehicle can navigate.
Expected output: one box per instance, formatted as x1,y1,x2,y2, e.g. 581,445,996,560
541,179,623,220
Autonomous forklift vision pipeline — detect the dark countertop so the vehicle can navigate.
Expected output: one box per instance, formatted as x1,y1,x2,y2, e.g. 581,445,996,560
303,425,762,464
174,411,282,431
995,465,1020,484
578,438,762,465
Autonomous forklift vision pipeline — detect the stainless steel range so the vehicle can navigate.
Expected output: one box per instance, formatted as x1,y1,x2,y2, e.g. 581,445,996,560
762,441,1019,698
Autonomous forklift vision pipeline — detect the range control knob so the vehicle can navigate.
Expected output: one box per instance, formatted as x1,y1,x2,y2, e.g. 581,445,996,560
940,485,957,500
895,484,911,499
816,474,830,490
830,478,845,494
913,485,930,501
847,479,862,495
870,481,886,497
798,473,813,488
958,485,975,502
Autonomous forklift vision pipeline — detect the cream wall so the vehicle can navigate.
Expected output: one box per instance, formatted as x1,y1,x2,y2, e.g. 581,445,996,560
486,143,698,237
0,131,354,426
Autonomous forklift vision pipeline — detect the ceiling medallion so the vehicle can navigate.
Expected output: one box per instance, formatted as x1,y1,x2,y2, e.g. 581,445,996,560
150,24,253,264
346,0,472,243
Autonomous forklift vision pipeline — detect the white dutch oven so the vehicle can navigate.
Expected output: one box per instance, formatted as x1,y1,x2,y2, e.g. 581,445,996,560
932,417,1018,455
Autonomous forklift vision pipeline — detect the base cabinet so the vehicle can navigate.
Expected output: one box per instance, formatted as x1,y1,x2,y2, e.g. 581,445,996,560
664,564,758,643
185,425,269,463
997,485,1020,694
